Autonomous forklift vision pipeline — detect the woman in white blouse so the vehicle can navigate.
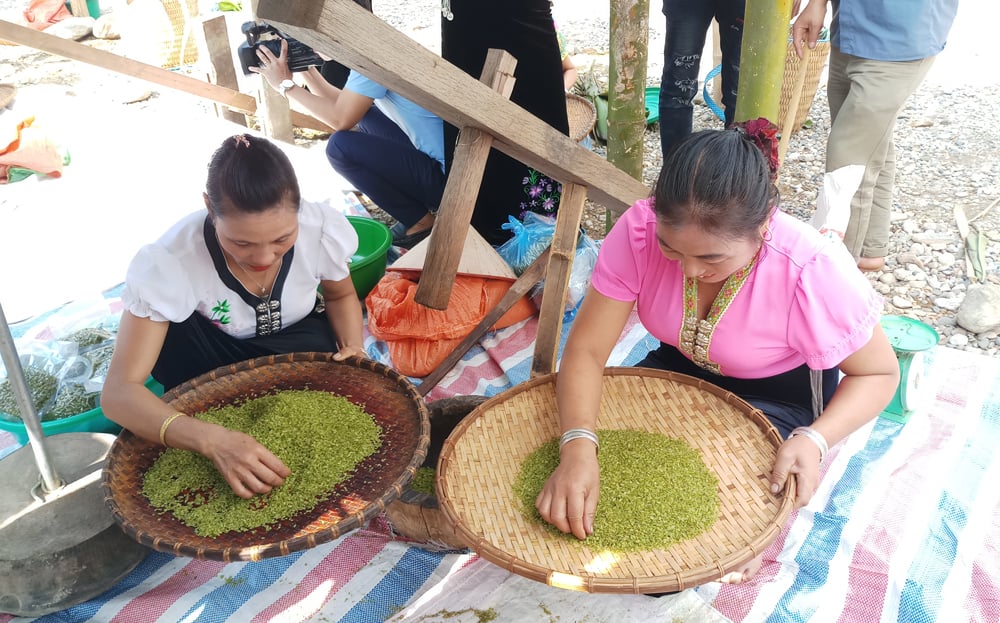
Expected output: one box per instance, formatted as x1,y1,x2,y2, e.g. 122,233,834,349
102,134,364,498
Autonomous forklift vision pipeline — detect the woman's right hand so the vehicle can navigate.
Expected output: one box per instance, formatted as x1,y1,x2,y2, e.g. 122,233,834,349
201,424,292,499
535,441,600,540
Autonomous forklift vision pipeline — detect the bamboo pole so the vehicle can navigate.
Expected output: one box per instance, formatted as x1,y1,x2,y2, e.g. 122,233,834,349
734,0,794,124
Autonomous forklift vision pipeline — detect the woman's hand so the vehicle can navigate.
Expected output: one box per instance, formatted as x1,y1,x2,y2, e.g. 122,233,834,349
535,441,600,539
332,344,364,361
769,434,824,508
201,424,292,499
249,37,293,91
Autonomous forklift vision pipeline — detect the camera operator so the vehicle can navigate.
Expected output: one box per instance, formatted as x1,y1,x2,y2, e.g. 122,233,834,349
252,39,443,249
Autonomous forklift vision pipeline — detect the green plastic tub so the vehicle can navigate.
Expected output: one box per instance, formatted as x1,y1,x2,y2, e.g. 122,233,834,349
346,216,392,299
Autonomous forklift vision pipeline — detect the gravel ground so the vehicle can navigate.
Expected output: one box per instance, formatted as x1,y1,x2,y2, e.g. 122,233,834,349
2,0,999,355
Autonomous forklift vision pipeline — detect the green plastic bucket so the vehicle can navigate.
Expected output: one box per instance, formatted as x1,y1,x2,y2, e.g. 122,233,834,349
346,216,392,299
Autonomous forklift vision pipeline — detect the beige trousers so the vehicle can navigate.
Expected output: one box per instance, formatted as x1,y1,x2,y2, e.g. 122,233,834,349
825,47,936,259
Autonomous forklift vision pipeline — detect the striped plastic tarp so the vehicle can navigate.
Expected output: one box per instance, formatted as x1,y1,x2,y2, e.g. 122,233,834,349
3,301,998,622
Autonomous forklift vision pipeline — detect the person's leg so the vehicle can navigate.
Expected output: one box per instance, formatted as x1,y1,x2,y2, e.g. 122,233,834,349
659,0,715,156
825,52,935,260
325,109,445,229
714,0,745,128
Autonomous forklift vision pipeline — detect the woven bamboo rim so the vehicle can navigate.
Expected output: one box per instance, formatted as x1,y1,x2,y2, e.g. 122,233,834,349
778,40,830,134
566,92,597,143
101,353,430,561
436,368,795,593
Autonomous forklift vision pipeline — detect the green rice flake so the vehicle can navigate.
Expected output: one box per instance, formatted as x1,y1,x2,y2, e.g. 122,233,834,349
0,366,59,420
512,429,719,552
410,466,436,495
142,390,383,537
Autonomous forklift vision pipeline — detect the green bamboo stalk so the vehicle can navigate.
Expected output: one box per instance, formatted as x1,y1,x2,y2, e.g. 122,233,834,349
735,0,794,124
607,0,649,231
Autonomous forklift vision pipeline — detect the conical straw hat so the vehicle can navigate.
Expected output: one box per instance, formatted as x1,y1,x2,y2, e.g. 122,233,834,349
388,226,516,281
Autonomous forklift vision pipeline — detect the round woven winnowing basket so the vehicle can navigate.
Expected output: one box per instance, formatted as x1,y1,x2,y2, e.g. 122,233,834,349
436,368,795,594
566,92,597,143
102,353,430,562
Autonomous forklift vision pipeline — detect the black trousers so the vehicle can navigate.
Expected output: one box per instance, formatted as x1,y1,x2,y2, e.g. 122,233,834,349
152,310,338,391
441,0,570,244
636,342,839,439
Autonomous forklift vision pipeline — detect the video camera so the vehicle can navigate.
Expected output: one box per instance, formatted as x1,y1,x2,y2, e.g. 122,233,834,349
237,21,325,75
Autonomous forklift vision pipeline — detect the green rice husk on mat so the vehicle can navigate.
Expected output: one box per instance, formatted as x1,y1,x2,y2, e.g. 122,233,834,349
142,390,382,537
513,429,719,552
409,466,437,495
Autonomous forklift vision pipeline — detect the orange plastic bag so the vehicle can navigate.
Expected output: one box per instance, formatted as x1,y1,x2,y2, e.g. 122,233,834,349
366,271,537,377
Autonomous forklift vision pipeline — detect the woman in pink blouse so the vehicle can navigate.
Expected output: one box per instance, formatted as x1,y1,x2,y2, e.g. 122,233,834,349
535,122,900,583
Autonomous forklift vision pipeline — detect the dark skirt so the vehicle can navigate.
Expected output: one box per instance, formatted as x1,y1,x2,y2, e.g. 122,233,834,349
441,0,570,244
152,310,338,391
636,342,839,439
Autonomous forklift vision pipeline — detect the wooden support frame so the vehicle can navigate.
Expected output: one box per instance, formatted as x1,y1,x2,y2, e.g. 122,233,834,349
414,49,517,310
252,0,649,378
254,0,648,214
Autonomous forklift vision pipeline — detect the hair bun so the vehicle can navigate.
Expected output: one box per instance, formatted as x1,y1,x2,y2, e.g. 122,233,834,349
733,118,780,182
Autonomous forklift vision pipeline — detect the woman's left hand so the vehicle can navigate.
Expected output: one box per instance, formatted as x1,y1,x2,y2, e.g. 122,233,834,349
249,38,292,91
332,344,364,361
769,435,824,508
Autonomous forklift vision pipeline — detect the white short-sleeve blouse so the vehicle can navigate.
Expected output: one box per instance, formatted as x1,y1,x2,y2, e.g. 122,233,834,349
122,201,358,340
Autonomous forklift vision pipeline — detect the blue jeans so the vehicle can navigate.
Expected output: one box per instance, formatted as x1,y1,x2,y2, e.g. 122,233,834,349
325,106,445,229
658,0,745,157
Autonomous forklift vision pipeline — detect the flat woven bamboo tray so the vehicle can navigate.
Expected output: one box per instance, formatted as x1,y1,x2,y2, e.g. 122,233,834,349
102,353,430,561
436,368,795,594
566,92,597,143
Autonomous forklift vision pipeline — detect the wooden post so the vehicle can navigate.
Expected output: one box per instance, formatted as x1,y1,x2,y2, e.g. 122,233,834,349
413,49,517,310
531,183,588,377
200,14,247,127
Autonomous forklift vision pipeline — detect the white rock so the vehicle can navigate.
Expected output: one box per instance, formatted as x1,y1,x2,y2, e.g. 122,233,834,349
892,296,913,309
937,252,957,267
934,297,962,311
948,334,969,347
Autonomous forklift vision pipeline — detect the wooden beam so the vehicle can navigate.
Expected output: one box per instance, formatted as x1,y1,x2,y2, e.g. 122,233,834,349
255,0,649,214
414,49,517,310
531,183,587,377
0,19,333,133
200,14,247,127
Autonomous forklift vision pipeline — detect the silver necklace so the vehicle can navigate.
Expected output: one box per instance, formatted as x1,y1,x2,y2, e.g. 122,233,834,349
227,253,280,299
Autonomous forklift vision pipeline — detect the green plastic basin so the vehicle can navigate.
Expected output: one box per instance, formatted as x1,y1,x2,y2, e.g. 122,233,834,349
346,216,392,299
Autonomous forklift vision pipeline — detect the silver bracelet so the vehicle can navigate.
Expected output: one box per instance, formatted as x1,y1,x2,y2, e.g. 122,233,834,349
789,426,829,464
560,428,599,451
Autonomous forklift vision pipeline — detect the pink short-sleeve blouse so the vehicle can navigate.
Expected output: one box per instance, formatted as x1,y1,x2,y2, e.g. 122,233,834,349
591,199,883,378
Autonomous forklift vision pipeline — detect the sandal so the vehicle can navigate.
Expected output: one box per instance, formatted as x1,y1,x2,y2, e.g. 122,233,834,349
392,227,432,250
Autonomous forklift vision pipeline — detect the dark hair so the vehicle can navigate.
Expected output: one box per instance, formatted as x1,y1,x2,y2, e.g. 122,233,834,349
205,134,300,217
652,128,776,240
